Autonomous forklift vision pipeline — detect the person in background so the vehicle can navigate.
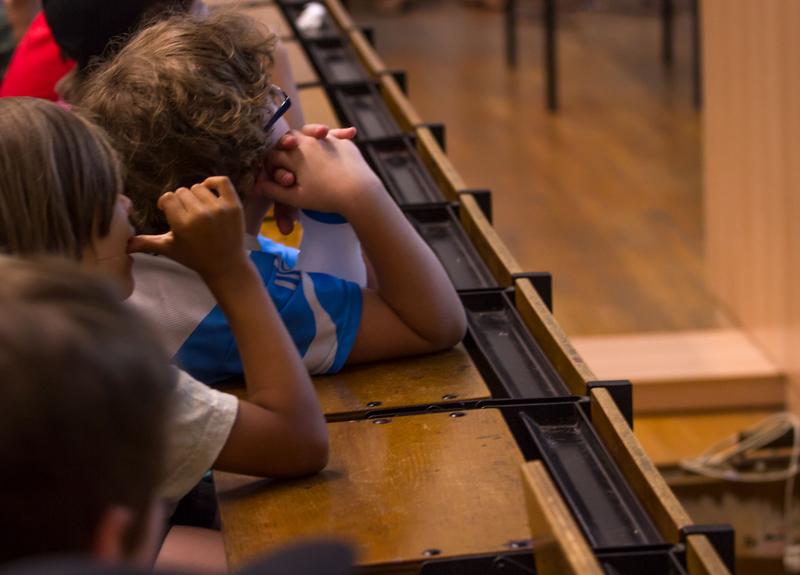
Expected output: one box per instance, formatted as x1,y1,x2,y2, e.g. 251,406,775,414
0,256,173,567
3,0,38,41
78,10,467,386
0,0,306,130
0,96,330,573
0,3,17,76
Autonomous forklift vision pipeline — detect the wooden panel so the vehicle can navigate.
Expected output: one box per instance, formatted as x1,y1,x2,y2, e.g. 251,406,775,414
459,193,523,287
590,387,692,543
635,410,777,468
348,29,388,77
521,461,604,575
283,39,318,87
216,410,529,572
241,4,293,39
378,74,422,133
414,127,464,201
314,345,490,416
513,277,594,396
572,330,786,414
298,86,340,128
687,534,732,575
703,0,800,410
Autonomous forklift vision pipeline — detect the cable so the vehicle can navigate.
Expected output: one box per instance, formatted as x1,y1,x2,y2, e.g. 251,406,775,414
679,413,800,571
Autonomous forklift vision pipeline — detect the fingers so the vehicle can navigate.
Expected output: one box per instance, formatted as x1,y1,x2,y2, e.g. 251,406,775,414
329,126,357,140
128,232,174,256
201,176,239,205
265,149,295,174
273,168,295,187
277,131,299,150
274,202,298,235
300,123,330,139
256,179,297,206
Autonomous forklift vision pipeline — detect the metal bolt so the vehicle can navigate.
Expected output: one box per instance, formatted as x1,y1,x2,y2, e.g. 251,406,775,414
441,394,458,400
366,401,382,407
421,549,441,557
505,539,531,550
372,418,392,425
449,412,466,418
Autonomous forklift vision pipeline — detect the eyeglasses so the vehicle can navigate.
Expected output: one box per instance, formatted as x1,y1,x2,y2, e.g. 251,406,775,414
264,84,291,133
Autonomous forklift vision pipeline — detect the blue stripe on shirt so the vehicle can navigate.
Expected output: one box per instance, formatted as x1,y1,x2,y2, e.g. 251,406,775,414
174,236,362,384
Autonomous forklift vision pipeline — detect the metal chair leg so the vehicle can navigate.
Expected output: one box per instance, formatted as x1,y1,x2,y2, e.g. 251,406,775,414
544,0,558,111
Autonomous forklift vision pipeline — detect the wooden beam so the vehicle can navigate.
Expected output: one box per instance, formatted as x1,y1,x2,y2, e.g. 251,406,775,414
347,29,388,77
459,193,522,287
686,534,732,575
513,278,594,396
590,387,692,543
379,74,422,133
521,461,604,575
414,127,464,201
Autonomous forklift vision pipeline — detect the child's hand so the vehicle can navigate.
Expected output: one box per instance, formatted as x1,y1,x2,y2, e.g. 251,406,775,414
264,124,358,189
253,124,358,235
128,176,250,279
261,132,382,216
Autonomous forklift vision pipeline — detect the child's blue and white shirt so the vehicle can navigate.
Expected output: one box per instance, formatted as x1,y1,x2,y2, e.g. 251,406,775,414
130,235,363,384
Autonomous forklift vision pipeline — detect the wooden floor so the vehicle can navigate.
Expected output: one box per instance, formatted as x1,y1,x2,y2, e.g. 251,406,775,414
350,0,728,336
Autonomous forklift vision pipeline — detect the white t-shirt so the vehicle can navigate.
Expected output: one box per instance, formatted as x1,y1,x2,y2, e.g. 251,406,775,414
160,368,239,502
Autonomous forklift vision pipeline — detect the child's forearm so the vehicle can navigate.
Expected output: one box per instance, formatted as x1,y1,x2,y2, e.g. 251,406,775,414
203,260,327,443
344,186,466,347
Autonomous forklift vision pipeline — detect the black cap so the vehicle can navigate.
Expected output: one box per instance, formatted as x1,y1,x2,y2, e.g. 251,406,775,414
43,0,156,69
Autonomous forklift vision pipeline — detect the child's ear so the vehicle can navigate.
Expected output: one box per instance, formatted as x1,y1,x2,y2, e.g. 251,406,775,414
92,505,132,562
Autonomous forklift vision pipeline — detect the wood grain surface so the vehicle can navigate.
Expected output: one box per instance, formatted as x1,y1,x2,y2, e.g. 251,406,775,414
703,0,800,412
348,29,389,77
686,534,732,575
459,193,523,287
513,277,595,396
414,127,465,201
590,387,692,543
379,74,423,133
216,409,529,572
314,345,490,416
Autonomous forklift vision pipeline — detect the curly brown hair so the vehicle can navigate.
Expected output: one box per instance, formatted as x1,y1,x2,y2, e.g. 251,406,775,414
78,10,276,234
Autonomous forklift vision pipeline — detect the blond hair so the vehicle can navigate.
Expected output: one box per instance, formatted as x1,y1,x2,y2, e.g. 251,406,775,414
79,11,276,234
0,97,123,259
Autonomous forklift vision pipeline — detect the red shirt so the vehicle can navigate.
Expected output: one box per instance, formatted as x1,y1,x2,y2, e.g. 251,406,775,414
0,12,75,101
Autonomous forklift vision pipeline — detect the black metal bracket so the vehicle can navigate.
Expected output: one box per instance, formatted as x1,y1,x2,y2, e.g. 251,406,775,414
680,524,736,574
587,380,633,429
512,272,552,312
420,550,534,574
387,69,408,94
361,26,375,46
459,188,492,222
417,122,446,152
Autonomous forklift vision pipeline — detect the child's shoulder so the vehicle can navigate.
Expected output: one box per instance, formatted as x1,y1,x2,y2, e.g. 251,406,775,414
253,234,299,269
